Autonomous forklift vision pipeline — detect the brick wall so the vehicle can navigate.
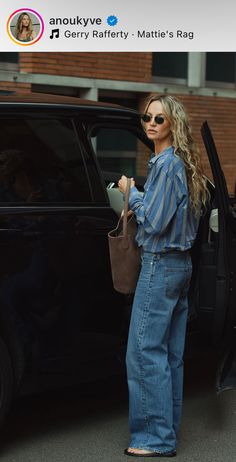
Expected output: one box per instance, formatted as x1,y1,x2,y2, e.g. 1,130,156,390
180,94,236,195
0,81,31,93
19,52,153,82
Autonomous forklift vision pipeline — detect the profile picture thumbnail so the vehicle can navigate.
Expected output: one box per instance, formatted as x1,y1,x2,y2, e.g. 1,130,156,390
7,9,44,46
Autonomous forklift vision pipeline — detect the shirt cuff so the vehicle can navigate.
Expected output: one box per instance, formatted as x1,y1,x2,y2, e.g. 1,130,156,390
129,187,142,209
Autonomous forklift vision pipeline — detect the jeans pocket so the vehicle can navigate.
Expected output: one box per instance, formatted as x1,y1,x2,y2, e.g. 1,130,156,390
164,267,192,298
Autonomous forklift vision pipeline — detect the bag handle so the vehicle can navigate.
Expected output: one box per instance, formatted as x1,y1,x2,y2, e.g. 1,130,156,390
123,178,131,237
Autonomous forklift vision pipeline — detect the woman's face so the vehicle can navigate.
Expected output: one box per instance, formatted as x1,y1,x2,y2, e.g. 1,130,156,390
22,15,30,27
144,100,172,149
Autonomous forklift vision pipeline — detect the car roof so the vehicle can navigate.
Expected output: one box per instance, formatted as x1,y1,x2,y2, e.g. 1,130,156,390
0,93,139,118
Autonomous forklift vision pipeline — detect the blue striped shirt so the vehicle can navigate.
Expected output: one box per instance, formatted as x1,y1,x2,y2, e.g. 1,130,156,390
129,146,200,253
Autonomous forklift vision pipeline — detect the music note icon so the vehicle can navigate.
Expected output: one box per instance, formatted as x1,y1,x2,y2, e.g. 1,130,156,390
50,29,59,39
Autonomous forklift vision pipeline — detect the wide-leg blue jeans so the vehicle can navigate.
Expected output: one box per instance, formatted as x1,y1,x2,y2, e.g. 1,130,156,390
126,250,192,453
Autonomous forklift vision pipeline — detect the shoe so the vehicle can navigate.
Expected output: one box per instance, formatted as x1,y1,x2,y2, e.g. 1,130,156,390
124,448,177,457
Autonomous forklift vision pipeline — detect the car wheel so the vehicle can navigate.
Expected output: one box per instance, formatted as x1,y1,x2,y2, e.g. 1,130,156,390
0,337,13,428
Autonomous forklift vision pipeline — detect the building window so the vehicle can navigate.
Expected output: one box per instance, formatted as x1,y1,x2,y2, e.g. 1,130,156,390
0,53,19,71
152,52,188,83
206,53,236,85
31,84,80,97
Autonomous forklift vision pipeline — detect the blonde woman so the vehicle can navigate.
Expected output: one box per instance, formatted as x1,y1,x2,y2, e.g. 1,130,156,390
15,12,36,42
118,94,209,457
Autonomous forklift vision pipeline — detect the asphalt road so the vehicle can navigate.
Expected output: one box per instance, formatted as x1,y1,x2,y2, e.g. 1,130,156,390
0,348,236,462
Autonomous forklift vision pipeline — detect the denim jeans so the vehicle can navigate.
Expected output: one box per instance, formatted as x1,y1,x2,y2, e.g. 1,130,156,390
126,250,192,452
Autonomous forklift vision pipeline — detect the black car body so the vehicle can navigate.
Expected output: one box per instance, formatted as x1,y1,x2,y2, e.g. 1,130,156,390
0,94,235,427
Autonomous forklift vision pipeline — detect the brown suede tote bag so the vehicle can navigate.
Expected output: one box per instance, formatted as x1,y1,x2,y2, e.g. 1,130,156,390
108,178,141,294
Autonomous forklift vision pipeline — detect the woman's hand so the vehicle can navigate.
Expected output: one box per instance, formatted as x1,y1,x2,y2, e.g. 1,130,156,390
118,175,135,194
121,209,133,218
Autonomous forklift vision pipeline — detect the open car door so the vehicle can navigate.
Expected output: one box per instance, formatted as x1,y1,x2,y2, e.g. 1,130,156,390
201,122,236,393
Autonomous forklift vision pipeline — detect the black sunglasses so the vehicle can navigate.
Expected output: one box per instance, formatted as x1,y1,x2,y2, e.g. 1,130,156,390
141,114,165,125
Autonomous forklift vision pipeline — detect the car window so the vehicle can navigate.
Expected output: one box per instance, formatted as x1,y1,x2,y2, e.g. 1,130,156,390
0,117,92,204
91,126,151,180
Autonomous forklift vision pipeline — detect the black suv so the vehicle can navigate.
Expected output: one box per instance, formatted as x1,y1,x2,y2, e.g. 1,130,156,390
0,94,235,427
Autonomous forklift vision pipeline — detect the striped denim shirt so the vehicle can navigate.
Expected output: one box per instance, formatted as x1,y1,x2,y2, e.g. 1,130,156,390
129,146,200,253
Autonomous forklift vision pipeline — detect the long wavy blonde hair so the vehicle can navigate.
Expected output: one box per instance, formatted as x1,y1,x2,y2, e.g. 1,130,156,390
143,94,209,214
16,13,33,39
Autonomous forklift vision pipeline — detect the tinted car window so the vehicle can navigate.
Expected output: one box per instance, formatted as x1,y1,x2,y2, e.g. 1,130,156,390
91,126,150,178
0,118,92,204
